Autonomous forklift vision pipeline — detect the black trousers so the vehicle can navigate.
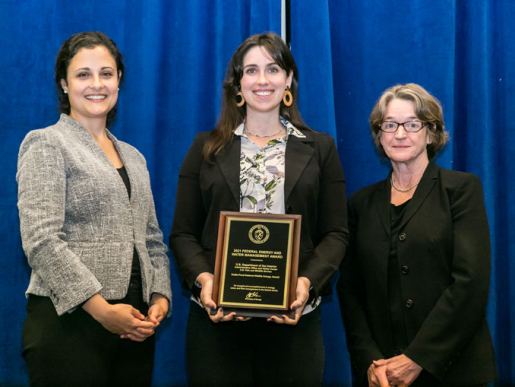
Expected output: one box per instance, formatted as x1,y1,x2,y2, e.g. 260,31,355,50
186,303,324,387
22,284,155,387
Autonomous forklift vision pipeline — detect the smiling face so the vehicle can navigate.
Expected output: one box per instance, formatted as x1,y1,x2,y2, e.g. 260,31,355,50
60,45,120,127
240,46,292,116
380,98,430,167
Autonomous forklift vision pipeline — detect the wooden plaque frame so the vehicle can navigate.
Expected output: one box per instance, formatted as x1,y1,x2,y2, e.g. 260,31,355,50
212,211,301,318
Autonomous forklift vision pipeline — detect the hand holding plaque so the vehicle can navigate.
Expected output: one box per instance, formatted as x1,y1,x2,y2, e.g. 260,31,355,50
267,275,311,325
212,212,301,318
196,272,242,323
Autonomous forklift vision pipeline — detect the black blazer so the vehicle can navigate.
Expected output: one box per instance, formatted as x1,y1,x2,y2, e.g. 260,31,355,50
337,162,497,385
170,130,348,297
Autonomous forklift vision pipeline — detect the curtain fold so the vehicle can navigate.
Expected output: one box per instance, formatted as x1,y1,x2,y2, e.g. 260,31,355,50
291,0,337,140
291,2,350,385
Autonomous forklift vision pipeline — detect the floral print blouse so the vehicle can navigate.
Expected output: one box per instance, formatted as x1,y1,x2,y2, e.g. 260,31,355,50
234,117,306,214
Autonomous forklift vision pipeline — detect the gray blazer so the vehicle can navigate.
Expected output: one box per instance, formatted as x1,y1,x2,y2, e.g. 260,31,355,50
17,114,171,316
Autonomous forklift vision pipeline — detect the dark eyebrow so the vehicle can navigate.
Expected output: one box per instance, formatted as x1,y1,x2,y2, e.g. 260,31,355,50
73,66,115,72
243,62,277,69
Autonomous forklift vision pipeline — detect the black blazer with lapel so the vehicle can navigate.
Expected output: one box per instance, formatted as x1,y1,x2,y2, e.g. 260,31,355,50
337,162,497,385
170,129,348,297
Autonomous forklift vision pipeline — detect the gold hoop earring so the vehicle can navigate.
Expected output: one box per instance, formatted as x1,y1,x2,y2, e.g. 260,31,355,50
236,92,245,107
283,87,293,107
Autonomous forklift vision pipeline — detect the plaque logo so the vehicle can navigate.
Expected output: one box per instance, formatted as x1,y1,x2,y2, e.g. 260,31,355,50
248,224,270,244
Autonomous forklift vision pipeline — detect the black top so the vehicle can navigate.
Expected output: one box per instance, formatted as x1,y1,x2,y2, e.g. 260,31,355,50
387,199,410,355
117,165,131,198
117,167,141,291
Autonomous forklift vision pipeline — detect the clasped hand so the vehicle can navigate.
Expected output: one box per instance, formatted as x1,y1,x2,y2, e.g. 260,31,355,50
83,293,168,342
368,354,422,387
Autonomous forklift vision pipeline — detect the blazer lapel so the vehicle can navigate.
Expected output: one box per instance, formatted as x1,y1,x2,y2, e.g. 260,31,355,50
284,132,315,202
215,135,241,206
61,116,130,204
62,115,113,165
399,162,439,229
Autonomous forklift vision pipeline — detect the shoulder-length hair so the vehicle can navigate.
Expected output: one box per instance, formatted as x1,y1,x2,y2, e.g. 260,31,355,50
203,32,309,162
369,83,448,159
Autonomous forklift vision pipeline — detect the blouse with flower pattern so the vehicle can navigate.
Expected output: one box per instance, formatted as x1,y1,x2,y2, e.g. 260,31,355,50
234,117,306,214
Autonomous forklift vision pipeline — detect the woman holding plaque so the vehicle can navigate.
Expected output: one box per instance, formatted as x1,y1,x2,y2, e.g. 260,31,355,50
170,32,348,386
17,32,171,386
337,84,497,386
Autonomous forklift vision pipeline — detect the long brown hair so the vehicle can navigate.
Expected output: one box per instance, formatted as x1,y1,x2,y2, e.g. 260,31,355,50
203,32,309,162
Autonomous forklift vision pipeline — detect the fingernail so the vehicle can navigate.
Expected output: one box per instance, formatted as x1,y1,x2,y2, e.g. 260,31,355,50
211,307,216,313
291,306,296,311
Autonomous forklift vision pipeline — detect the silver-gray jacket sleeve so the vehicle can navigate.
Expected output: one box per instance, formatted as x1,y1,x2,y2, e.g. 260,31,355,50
17,130,102,314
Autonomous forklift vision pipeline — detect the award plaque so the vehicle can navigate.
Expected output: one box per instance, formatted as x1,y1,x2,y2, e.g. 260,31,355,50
212,211,301,318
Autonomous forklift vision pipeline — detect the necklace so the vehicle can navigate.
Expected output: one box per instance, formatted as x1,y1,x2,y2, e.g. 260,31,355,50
391,175,420,192
243,124,285,138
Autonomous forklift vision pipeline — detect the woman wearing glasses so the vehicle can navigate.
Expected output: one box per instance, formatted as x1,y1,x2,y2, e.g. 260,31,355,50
337,84,496,386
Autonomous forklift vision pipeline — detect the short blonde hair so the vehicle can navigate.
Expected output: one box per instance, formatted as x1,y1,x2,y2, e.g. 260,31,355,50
369,83,448,159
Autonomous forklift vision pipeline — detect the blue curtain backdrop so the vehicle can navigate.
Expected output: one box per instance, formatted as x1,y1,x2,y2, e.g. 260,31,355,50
1,0,513,386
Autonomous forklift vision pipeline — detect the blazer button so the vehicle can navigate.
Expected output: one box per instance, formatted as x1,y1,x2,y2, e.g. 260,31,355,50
405,299,413,308
286,206,293,214
399,232,406,241
401,265,409,274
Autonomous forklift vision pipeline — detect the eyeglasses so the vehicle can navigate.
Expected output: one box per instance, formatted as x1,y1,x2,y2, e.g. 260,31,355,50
379,120,427,133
